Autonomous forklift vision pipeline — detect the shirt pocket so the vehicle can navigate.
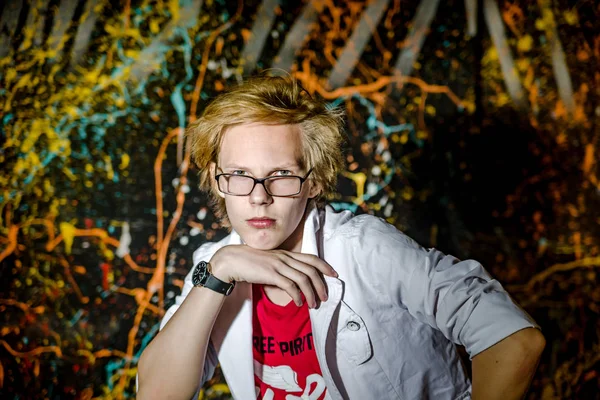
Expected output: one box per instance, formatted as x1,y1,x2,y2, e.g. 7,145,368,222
335,301,373,365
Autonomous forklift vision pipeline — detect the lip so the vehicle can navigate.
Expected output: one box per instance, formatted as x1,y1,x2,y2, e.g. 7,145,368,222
247,217,276,229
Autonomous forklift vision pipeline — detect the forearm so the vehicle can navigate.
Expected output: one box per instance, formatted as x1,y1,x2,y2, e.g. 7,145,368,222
471,327,545,400
137,287,226,400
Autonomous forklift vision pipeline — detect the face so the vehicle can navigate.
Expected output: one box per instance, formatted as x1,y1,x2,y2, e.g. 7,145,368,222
213,123,320,252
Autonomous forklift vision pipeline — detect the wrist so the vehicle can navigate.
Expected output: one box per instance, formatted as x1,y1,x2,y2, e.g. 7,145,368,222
191,260,236,296
210,251,233,283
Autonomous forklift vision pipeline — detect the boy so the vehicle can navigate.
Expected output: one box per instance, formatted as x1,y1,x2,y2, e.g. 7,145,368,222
138,76,545,399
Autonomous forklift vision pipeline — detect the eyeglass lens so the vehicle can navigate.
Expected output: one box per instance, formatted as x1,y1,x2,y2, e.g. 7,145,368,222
219,175,301,196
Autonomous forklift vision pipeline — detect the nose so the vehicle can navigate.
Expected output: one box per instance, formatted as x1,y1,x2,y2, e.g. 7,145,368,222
249,181,273,205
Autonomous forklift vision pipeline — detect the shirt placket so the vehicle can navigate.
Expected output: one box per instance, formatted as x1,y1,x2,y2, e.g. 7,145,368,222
309,276,345,400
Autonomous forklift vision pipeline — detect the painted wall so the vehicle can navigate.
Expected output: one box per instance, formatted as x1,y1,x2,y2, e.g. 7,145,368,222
1,0,598,398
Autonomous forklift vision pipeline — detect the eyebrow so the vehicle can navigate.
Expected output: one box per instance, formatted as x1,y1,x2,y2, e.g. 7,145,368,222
220,164,300,171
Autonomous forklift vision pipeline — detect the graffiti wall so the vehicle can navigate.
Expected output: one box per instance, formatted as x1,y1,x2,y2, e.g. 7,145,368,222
1,0,598,398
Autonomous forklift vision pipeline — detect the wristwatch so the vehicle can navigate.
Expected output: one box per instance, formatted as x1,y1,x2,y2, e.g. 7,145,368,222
191,261,235,296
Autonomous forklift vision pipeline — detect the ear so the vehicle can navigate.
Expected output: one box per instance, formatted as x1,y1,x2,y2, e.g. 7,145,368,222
209,162,226,199
307,179,322,199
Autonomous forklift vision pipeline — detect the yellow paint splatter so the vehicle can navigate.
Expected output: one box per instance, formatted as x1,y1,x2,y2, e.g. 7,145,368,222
210,384,230,394
119,153,130,170
517,35,533,52
59,222,77,254
496,93,510,106
103,156,114,180
341,171,367,204
168,0,180,21
62,168,77,181
564,10,578,25
516,58,530,72
483,47,498,62
150,19,160,34
104,249,114,261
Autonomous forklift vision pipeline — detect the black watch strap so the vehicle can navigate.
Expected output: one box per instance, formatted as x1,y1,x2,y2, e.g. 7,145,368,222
204,274,235,296
192,261,235,296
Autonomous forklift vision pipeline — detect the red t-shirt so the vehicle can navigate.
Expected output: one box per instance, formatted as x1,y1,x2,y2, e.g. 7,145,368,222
252,284,328,400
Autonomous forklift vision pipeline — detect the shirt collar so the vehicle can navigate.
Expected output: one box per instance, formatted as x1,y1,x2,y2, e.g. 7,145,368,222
300,200,321,257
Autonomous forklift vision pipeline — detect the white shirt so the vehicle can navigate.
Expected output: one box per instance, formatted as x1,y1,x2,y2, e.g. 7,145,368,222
161,203,539,399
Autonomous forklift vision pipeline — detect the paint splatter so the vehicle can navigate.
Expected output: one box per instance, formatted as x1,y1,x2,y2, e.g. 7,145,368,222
1,0,599,397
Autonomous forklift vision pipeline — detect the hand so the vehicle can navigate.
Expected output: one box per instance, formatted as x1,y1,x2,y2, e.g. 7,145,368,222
209,245,338,308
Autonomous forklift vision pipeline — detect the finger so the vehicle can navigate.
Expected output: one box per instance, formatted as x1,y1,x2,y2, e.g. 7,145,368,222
272,274,304,306
281,252,338,277
279,257,328,305
276,265,318,308
288,259,328,303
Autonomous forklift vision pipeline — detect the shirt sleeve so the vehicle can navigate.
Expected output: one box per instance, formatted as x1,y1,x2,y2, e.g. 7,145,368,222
347,215,540,359
406,248,540,358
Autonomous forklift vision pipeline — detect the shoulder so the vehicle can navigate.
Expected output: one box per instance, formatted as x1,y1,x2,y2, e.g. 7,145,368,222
321,206,429,276
321,207,432,302
325,207,422,251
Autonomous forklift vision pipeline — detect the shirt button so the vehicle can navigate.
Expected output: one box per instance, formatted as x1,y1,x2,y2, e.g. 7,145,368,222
347,321,360,331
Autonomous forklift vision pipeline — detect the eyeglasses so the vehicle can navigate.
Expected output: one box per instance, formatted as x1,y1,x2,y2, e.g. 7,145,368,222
215,169,313,197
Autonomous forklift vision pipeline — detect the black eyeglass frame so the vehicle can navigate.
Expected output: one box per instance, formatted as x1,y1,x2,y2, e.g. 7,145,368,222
214,168,313,197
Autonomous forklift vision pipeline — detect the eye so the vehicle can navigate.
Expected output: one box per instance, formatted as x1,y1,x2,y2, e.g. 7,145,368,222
231,170,247,175
274,170,293,176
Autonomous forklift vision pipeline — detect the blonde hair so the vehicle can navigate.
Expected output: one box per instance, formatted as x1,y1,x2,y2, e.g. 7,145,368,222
186,76,346,227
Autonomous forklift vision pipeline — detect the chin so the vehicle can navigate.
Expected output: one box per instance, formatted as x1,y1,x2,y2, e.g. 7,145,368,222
247,242,278,250
241,231,284,250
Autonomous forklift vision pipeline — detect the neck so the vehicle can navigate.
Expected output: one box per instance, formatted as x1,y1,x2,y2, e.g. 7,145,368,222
277,201,313,253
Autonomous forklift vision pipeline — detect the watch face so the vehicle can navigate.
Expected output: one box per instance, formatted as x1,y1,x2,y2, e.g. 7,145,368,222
192,261,210,286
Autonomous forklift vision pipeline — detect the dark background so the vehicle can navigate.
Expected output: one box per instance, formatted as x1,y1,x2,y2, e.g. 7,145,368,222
1,0,599,398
